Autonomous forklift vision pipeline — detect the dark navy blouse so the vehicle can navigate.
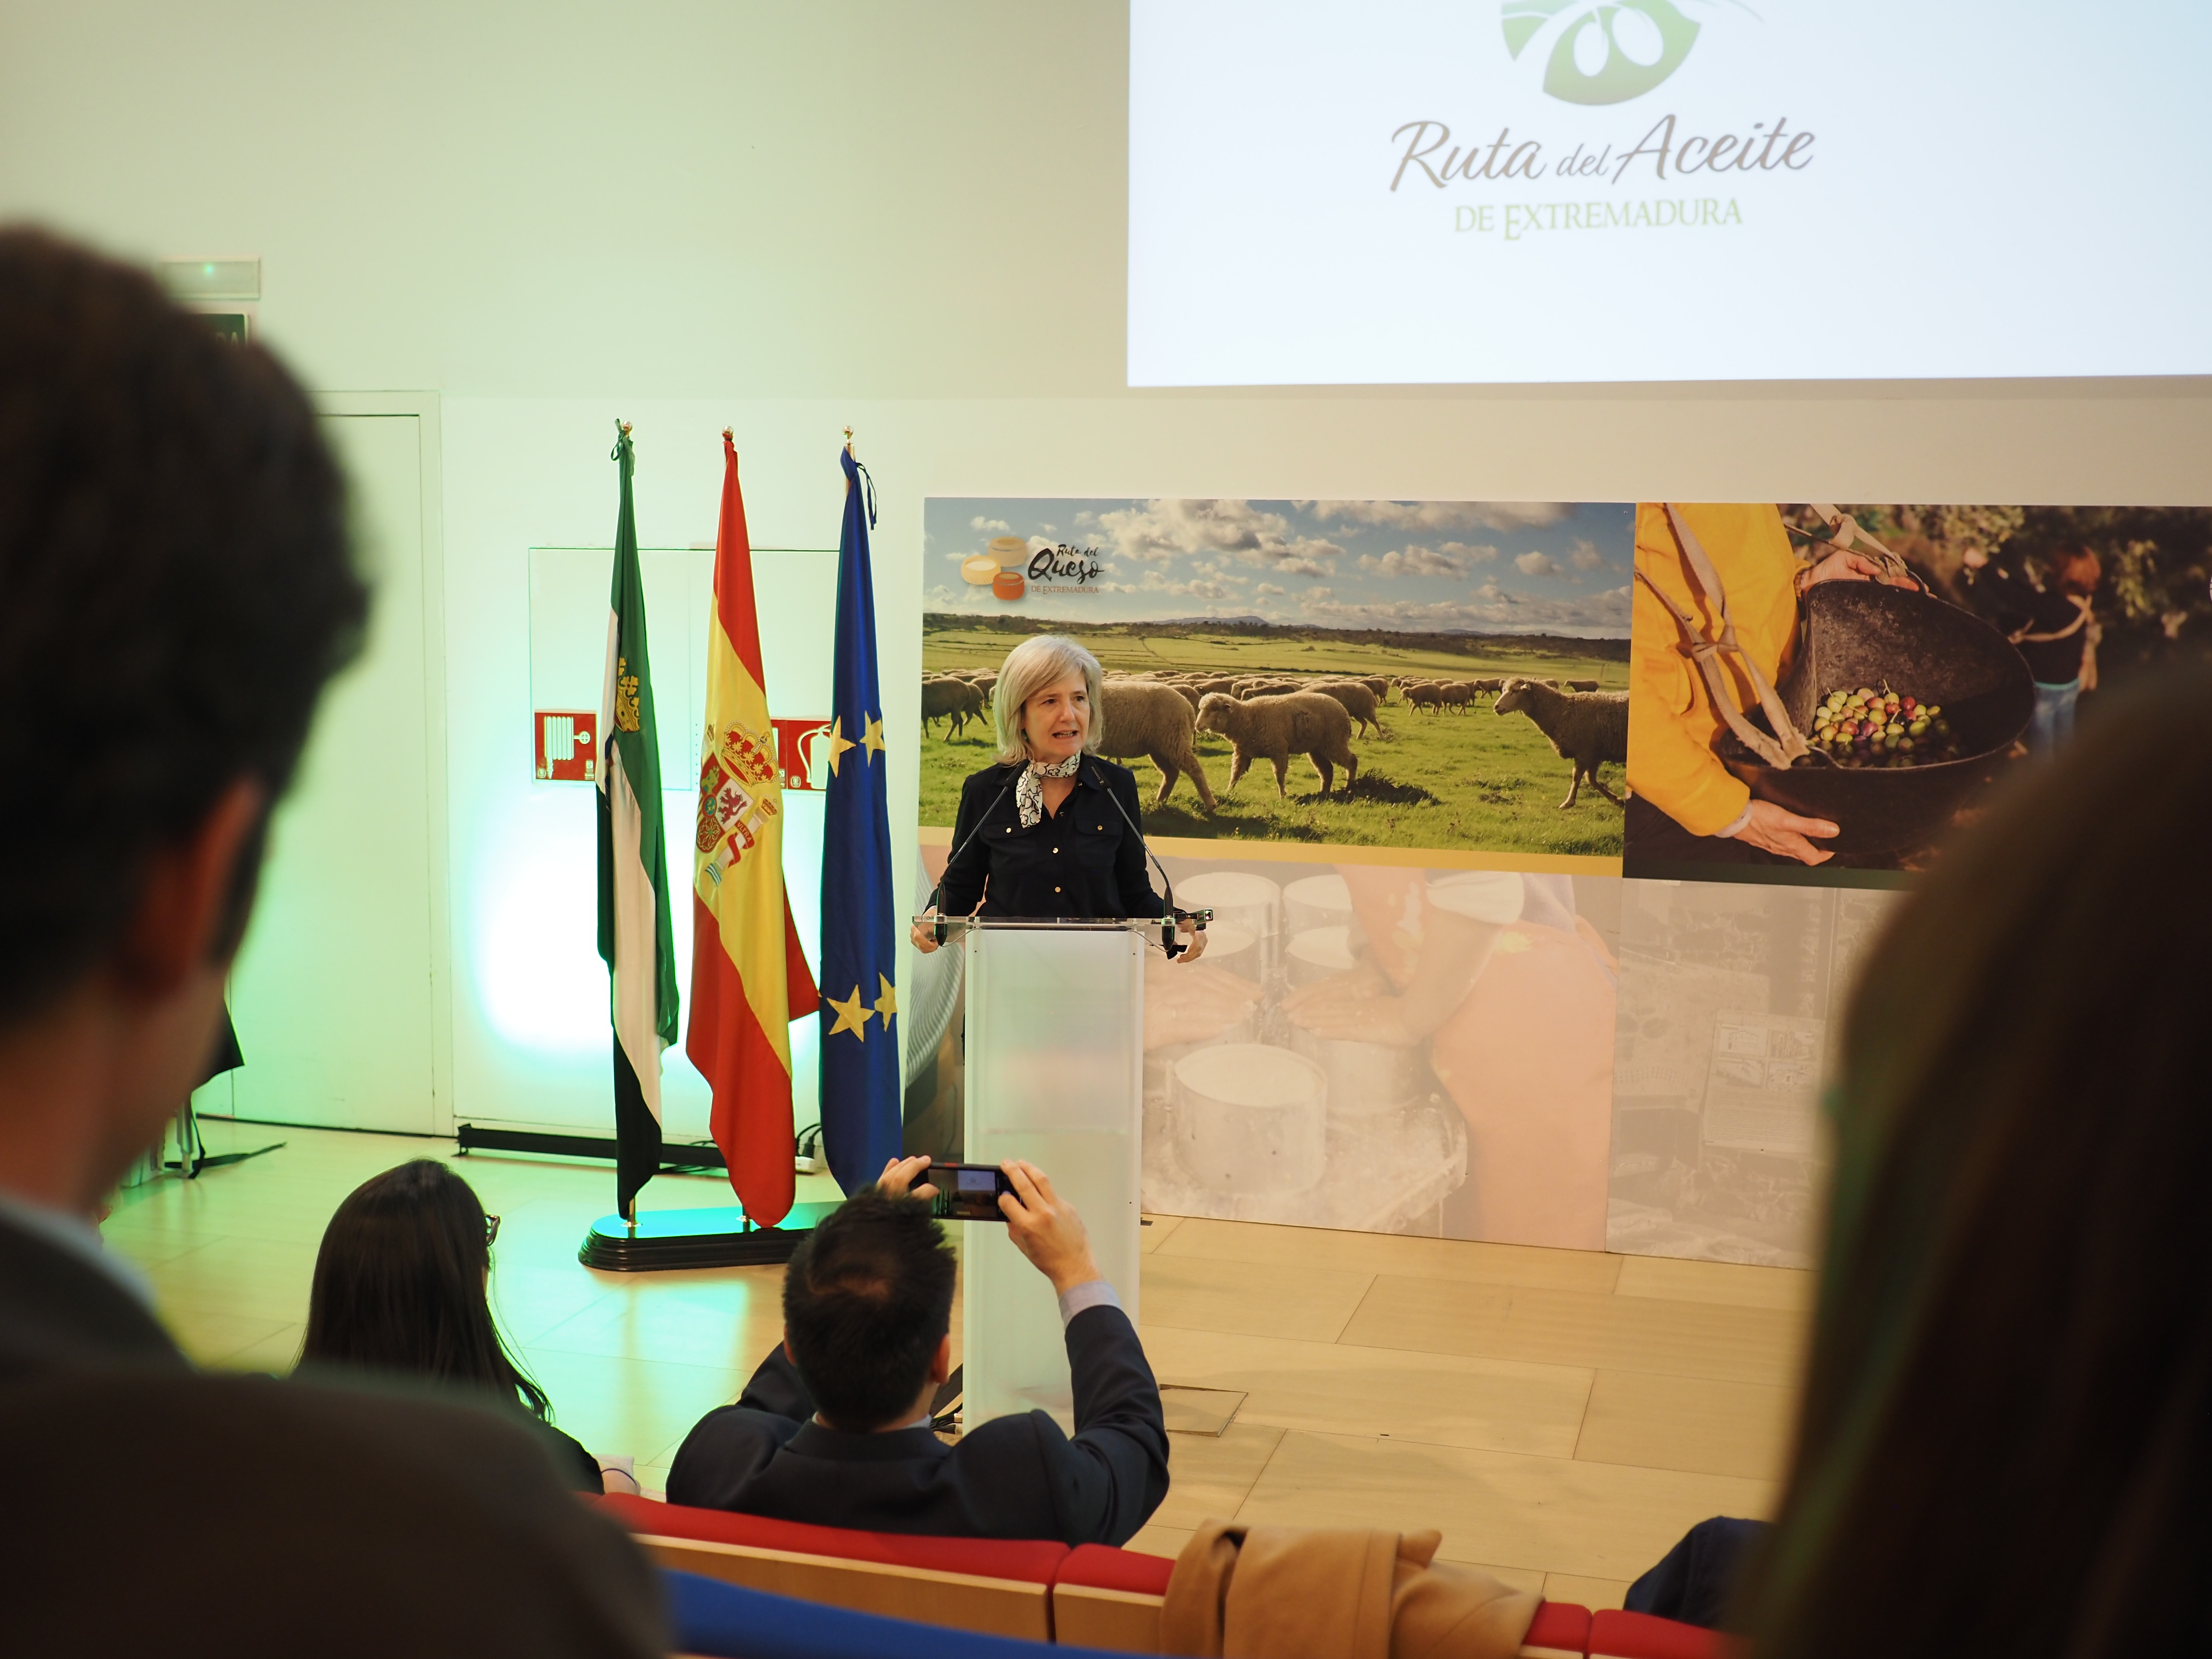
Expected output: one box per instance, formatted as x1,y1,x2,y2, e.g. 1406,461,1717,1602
939,757,1164,921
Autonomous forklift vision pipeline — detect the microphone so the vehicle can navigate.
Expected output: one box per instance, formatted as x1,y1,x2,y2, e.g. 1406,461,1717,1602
1086,760,1208,959
923,780,1013,944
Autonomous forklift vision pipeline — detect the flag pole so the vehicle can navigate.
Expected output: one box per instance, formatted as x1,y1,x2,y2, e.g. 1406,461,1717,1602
578,413,827,1272
626,421,637,1243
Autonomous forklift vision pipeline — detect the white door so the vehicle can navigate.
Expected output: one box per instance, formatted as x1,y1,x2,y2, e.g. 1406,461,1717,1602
217,412,440,1133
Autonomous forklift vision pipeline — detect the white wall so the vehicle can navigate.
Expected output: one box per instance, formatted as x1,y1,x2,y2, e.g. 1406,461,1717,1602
7,3,2208,1137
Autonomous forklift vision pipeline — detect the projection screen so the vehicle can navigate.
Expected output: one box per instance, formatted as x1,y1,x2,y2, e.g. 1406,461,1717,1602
1128,1,2212,385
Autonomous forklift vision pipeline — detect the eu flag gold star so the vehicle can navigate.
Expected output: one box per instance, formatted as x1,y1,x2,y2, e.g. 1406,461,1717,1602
863,714,886,762
826,716,857,779
873,973,897,1026
825,984,869,1040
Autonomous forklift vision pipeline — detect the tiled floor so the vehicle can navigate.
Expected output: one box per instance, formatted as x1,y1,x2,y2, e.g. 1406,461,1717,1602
100,1120,1811,1612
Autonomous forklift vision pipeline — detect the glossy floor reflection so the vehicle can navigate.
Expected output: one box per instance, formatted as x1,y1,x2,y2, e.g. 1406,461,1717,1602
101,1120,1812,1612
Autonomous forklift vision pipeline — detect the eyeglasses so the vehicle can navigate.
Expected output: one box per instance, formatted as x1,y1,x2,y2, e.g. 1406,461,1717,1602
484,1215,501,1246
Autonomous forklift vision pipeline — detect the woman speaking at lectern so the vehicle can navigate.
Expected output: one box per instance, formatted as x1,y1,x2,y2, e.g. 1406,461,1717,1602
911,635,1204,960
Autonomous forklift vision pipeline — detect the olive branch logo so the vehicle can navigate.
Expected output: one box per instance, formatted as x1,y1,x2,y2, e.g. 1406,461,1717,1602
1501,0,1708,105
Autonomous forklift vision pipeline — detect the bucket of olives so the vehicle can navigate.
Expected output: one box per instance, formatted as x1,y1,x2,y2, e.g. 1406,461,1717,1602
1716,580,2035,855
1810,686,1957,768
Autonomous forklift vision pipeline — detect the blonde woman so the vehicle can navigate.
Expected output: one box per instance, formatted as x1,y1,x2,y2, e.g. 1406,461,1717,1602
911,636,1204,960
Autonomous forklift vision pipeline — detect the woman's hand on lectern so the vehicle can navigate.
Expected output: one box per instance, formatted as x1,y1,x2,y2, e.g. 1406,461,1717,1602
875,1154,940,1202
1169,917,1208,964
910,911,942,954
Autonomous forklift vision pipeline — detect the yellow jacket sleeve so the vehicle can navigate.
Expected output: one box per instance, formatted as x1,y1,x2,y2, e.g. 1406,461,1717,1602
1626,503,1800,838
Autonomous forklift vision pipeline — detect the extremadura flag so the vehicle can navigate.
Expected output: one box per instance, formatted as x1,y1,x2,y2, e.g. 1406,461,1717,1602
597,422,678,1220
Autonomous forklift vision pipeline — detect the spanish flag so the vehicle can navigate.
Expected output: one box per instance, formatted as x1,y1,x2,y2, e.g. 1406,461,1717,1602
685,433,818,1226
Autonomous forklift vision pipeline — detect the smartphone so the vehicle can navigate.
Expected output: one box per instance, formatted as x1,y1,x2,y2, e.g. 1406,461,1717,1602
918,1162,1014,1222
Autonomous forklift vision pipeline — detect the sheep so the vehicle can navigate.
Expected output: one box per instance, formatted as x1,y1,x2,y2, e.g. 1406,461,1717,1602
1168,682,1204,713
921,675,985,738
1566,678,1601,692
1494,678,1629,810
1358,676,1390,700
1196,692,1359,798
1438,681,1477,714
1096,680,1217,812
1402,681,1444,715
1473,677,1505,696
943,669,998,705
1307,679,1385,736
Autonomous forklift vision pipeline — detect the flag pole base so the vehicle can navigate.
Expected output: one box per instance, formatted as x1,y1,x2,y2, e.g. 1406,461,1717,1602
578,1202,836,1272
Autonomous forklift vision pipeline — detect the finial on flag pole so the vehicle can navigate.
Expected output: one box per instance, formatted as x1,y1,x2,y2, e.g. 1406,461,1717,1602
843,425,856,459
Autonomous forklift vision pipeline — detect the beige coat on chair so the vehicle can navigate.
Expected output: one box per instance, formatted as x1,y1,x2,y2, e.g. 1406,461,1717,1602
1160,1521,1539,1659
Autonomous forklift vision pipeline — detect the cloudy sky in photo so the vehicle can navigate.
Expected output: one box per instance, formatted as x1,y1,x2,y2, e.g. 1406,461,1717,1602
921,498,1633,637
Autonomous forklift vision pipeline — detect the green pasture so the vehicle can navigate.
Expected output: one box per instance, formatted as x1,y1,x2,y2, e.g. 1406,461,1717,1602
917,625,1627,856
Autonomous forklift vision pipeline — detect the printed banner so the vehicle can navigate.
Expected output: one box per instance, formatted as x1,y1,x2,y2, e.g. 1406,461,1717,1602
911,497,2212,1266
922,498,1634,860
1624,502,2212,883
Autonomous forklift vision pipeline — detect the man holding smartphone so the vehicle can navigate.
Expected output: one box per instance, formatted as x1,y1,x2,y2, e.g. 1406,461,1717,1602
666,1157,1168,1546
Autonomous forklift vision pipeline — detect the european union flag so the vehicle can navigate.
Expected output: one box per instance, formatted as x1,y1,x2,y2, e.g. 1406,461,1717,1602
817,445,901,1193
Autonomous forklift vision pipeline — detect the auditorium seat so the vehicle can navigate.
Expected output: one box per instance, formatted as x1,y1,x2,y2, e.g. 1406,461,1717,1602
599,1493,1066,1639
1520,1601,1601,1659
1049,1542,1175,1650
1586,1607,1724,1659
612,1494,1717,1657
664,1568,1125,1659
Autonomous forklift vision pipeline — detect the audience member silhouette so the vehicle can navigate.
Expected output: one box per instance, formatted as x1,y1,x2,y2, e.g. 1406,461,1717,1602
0,227,661,1657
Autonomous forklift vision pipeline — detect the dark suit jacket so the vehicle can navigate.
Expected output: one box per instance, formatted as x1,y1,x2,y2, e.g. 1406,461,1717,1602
666,1303,1169,1545
0,1215,665,1657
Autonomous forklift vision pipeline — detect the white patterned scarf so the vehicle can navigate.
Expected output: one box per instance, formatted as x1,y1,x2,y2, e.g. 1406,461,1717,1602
1015,753,1084,829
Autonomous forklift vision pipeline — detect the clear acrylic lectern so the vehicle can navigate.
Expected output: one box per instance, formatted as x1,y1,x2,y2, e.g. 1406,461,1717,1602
930,915,1147,1430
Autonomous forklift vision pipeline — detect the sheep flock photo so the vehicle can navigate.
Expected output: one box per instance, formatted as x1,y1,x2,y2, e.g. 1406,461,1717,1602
919,616,1628,856
918,497,1635,856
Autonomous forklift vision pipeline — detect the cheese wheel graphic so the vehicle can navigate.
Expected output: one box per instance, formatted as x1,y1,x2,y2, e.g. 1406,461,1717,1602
988,536,1027,564
960,554,1000,585
992,568,1026,600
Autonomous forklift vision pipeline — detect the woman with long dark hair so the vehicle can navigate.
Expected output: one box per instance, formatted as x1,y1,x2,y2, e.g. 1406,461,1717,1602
1729,662,2212,1654
301,1159,603,1492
